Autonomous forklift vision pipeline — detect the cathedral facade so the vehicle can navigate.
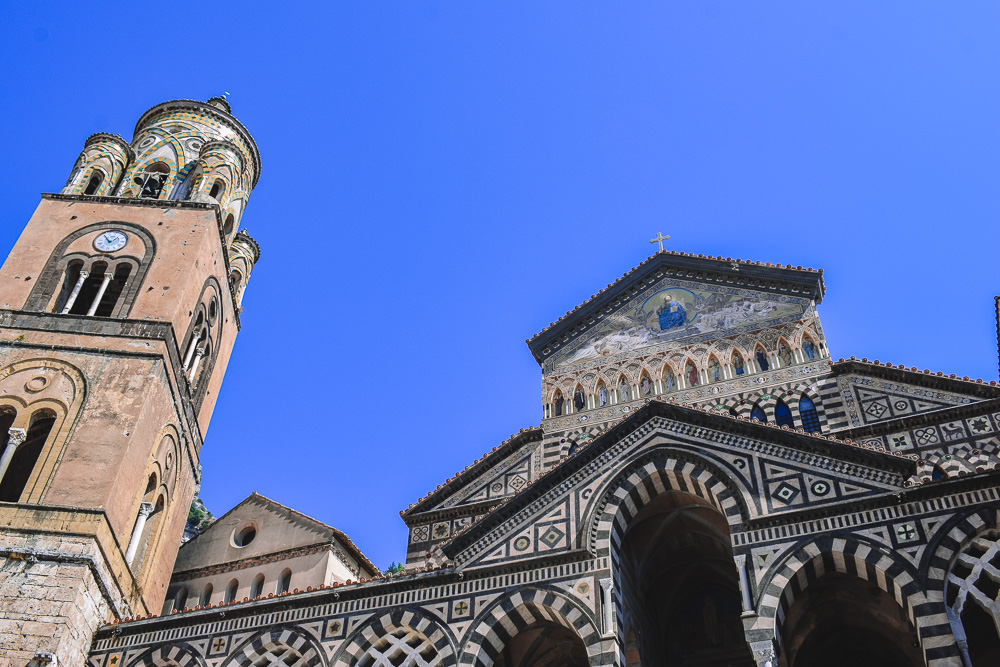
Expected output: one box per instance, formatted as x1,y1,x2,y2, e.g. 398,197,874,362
1,99,998,667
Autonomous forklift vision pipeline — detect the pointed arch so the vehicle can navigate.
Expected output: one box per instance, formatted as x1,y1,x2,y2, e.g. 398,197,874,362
335,607,456,667
800,333,819,361
776,337,794,368
572,383,586,412
617,374,630,402
595,379,609,407
661,364,677,393
551,388,565,417
707,355,723,383
222,626,326,667
731,349,747,376
457,587,601,667
638,370,654,397
684,359,699,387
754,343,770,372
797,394,821,433
774,399,794,429
750,404,767,423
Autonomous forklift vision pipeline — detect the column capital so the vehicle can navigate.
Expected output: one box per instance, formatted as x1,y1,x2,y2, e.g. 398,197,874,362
7,428,27,449
138,501,155,518
749,639,778,667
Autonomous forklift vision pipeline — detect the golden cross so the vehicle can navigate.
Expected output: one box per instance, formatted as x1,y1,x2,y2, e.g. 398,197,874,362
650,232,670,252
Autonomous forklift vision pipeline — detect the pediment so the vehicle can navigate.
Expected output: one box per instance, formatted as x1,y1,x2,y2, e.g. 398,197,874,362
443,402,913,570
527,253,824,371
175,493,343,573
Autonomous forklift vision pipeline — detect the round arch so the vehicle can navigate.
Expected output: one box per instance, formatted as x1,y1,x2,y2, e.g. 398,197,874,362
458,586,603,667
334,606,456,666
755,535,955,666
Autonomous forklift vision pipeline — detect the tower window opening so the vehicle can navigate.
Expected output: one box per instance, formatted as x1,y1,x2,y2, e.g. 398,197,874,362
134,162,170,199
174,587,188,611
278,568,292,594
250,573,265,598
53,260,84,313
223,214,235,237
799,395,821,433
68,262,107,316
775,399,794,428
83,170,104,195
93,263,133,317
0,410,56,502
209,180,225,200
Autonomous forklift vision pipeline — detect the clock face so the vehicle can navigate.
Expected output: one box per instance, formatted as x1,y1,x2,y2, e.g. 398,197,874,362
94,230,128,252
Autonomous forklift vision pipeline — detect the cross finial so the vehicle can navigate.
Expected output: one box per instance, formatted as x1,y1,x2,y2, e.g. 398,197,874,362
650,232,670,252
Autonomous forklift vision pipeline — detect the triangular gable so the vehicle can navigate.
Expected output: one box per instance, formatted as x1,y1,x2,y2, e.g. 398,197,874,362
401,428,542,521
174,493,378,576
526,252,825,370
442,400,913,569
831,359,1000,428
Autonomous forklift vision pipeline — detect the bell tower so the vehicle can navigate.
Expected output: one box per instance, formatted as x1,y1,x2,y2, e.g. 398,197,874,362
0,97,261,665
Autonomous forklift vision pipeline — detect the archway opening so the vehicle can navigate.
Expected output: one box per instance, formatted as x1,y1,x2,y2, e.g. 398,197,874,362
619,491,753,666
494,619,589,667
779,572,922,667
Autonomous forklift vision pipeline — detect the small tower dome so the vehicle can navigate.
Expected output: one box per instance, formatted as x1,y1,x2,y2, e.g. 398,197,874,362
115,98,261,238
227,230,261,309
61,133,134,197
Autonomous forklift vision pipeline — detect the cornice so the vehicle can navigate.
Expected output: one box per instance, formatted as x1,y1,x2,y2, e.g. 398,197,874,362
837,396,1000,440
526,251,826,365
171,543,332,580
831,358,1000,399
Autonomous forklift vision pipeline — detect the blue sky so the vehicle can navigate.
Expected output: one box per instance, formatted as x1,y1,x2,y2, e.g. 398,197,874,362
1,2,998,569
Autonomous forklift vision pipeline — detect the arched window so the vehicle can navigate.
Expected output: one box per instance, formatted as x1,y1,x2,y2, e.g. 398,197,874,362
93,263,133,317
802,336,818,361
573,386,586,412
0,410,55,502
799,395,821,433
596,381,608,407
567,443,578,457
708,356,722,383
685,361,699,387
618,377,630,402
225,578,239,603
552,390,564,417
662,367,676,392
750,404,767,423
775,399,794,428
728,407,739,418
777,340,793,367
223,213,235,238
199,583,213,607
83,170,104,195
932,465,947,481
250,573,265,598
209,179,225,200
731,350,746,376
174,587,188,611
640,373,653,396
53,259,84,313
754,346,770,372
277,568,292,594
134,162,170,199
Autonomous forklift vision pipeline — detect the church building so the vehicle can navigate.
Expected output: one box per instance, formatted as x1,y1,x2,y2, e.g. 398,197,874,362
1,99,999,667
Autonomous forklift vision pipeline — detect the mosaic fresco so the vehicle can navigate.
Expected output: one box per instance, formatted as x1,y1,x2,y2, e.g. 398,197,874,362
553,282,807,369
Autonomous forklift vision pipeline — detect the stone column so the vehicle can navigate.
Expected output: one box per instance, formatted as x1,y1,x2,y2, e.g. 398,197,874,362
734,554,754,614
181,332,202,371
124,502,155,565
60,270,89,314
0,428,27,487
599,577,614,638
85,272,114,316
187,348,206,384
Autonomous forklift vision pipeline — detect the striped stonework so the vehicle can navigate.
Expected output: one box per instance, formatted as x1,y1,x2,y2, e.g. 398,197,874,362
221,627,325,667
334,608,455,666
753,536,961,667
126,645,205,667
458,587,605,666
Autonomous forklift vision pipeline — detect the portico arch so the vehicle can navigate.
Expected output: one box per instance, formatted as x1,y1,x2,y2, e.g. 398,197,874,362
221,626,325,667
335,607,456,666
127,643,205,667
459,587,602,667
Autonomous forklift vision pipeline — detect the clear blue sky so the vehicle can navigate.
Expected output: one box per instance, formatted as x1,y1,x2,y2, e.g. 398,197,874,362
1,2,997,569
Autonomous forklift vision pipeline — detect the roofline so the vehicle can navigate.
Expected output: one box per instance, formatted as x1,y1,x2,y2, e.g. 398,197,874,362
526,251,825,365
442,398,912,557
180,492,380,577
830,358,1000,399
401,428,543,518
